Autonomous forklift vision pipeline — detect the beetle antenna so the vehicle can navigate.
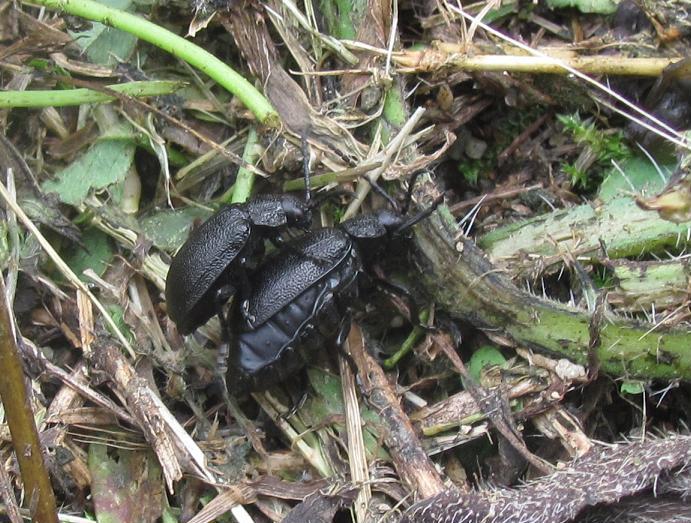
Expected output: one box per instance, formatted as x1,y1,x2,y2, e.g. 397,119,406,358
394,193,444,234
401,171,425,216
364,175,399,211
301,136,312,204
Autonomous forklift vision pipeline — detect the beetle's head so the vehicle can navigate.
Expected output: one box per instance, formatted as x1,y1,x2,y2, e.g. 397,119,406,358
281,195,312,230
375,208,407,234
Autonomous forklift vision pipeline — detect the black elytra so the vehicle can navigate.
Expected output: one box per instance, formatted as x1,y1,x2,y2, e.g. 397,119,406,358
165,194,313,335
226,193,444,394
227,227,361,394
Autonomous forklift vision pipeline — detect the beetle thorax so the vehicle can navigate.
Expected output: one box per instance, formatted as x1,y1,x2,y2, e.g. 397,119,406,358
281,195,312,229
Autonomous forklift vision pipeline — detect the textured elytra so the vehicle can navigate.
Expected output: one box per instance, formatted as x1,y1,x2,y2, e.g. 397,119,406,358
228,229,361,392
245,194,307,227
165,195,312,334
246,228,354,326
166,206,252,333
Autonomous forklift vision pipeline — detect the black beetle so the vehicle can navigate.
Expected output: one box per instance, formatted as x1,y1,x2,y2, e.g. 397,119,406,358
165,194,314,335
225,192,443,394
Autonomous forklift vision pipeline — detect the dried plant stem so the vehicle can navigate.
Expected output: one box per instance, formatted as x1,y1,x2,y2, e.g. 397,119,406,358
394,48,677,77
339,346,371,521
444,5,688,150
251,393,333,478
0,277,59,523
282,162,382,192
0,453,22,523
348,324,445,499
0,181,136,358
92,345,215,489
401,435,691,523
26,0,277,125
342,107,426,220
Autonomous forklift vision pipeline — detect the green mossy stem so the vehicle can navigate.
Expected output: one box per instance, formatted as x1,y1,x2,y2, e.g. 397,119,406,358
415,212,691,381
27,0,277,125
478,196,691,277
609,259,691,312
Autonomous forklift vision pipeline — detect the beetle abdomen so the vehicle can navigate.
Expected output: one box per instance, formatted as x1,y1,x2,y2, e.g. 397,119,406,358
229,237,361,392
246,228,353,326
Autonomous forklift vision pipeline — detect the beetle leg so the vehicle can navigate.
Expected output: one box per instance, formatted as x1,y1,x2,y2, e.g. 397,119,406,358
216,340,230,375
281,385,309,421
301,135,312,203
400,170,426,215
335,310,353,347
234,269,258,327
394,193,445,235
333,310,362,379
214,292,240,387
364,175,400,211
214,284,236,341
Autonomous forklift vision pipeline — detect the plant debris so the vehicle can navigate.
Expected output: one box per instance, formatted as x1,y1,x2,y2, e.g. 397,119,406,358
0,0,690,522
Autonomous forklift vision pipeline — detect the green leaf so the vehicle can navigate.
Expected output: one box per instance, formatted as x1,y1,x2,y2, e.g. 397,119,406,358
620,380,645,395
63,227,114,281
88,444,164,523
141,207,212,252
0,219,8,269
598,157,671,201
306,368,389,460
68,0,138,65
547,0,618,14
105,303,134,344
43,139,135,206
467,345,507,382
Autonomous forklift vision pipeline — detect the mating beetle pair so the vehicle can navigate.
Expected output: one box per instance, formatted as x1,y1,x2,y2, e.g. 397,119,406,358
165,194,313,335
165,176,441,394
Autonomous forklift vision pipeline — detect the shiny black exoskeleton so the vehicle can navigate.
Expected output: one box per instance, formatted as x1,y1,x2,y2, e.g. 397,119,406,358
228,228,361,393
165,194,313,335
226,194,443,393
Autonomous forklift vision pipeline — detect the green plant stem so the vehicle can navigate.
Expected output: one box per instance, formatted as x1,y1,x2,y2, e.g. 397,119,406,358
0,80,183,108
318,0,356,39
0,278,59,523
415,211,691,380
281,162,382,192
383,308,429,369
230,127,259,204
27,0,277,125
478,197,691,276
608,259,691,312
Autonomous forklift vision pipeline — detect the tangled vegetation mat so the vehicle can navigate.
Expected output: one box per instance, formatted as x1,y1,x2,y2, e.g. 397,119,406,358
0,0,690,522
